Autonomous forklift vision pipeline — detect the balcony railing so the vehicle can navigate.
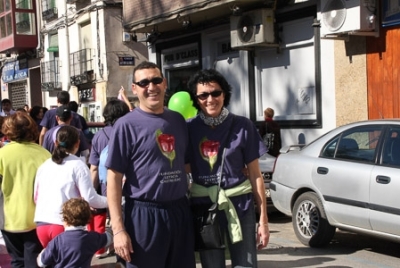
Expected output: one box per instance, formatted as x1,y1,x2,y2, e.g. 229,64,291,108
69,48,96,86
41,59,61,91
42,7,57,21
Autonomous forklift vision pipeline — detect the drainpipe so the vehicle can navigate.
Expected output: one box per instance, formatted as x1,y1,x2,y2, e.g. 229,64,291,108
64,0,71,91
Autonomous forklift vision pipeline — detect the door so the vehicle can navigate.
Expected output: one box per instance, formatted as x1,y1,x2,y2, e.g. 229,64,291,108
313,125,383,229
369,125,400,236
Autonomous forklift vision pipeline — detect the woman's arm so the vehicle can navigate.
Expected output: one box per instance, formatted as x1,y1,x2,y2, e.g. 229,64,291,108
247,159,270,249
119,86,133,111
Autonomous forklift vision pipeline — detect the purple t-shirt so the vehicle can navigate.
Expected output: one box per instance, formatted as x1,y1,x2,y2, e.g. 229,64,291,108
187,113,267,213
89,125,113,166
42,125,90,155
105,108,189,202
40,229,107,268
40,108,82,129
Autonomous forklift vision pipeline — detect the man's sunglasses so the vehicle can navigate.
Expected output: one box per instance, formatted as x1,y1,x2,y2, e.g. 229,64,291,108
133,77,163,88
196,90,223,100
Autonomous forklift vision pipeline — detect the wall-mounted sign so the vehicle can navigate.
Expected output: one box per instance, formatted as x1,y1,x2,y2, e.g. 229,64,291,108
119,56,134,66
382,0,400,27
163,46,199,64
2,59,28,83
217,41,235,56
78,87,95,102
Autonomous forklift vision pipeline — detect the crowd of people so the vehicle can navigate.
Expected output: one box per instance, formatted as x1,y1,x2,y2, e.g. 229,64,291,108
0,61,273,268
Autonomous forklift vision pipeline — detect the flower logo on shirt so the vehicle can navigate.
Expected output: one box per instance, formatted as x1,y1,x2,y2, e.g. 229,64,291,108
199,138,220,171
156,129,176,167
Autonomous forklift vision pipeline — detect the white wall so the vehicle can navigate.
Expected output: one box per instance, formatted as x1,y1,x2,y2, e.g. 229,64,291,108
146,11,338,147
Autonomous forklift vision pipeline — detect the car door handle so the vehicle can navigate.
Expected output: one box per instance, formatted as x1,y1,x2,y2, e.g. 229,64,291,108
376,175,391,184
317,167,329,175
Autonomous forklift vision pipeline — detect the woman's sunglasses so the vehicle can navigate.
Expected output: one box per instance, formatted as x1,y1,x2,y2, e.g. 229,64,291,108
196,90,223,100
133,77,163,88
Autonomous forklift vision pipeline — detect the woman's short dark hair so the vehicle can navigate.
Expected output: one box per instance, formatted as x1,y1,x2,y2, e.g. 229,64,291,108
52,125,79,164
103,99,130,126
187,69,232,111
2,111,38,142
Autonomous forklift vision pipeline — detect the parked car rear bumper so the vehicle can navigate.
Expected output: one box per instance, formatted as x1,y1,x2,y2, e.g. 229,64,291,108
270,181,295,216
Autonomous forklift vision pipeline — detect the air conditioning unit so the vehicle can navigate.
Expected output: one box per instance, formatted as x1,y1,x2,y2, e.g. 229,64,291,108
230,9,277,49
320,0,377,37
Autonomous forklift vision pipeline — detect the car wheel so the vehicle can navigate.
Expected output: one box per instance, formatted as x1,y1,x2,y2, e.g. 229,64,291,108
292,192,336,247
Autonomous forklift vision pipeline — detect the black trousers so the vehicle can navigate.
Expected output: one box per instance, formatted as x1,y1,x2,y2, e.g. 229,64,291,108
1,229,43,268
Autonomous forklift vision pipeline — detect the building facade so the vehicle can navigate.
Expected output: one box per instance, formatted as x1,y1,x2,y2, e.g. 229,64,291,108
121,0,391,146
0,0,148,121
0,0,398,140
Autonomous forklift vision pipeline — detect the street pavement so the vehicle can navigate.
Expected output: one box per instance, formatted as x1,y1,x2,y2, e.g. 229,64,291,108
2,213,400,267
89,214,289,268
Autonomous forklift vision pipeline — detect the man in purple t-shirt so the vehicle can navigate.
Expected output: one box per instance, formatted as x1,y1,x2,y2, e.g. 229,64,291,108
42,105,90,162
105,61,195,268
39,91,82,145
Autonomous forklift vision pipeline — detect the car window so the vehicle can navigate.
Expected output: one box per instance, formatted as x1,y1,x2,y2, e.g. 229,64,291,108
381,126,400,167
321,125,383,163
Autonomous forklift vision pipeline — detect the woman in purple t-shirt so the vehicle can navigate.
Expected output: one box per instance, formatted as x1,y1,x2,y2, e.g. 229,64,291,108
187,69,270,268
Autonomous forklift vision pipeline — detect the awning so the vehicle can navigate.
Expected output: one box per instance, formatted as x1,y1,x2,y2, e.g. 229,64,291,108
47,34,58,52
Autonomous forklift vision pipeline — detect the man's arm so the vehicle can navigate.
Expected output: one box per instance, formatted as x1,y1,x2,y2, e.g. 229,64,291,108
39,127,48,146
107,169,133,262
90,164,100,190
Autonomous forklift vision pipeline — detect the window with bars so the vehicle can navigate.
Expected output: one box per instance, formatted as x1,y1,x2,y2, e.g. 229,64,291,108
69,48,95,85
41,59,61,91
41,0,57,21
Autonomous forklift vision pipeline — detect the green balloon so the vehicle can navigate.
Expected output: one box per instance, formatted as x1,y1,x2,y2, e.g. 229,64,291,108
168,91,197,119
186,105,197,119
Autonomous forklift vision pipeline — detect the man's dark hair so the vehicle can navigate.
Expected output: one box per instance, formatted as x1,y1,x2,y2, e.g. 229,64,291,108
57,91,70,105
133,61,163,82
1,99,11,105
68,101,79,113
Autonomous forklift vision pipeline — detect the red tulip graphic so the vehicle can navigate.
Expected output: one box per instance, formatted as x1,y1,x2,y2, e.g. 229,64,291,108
199,139,220,171
156,130,176,167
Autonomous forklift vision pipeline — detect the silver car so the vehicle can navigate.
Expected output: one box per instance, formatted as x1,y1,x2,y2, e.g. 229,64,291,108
270,120,400,247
